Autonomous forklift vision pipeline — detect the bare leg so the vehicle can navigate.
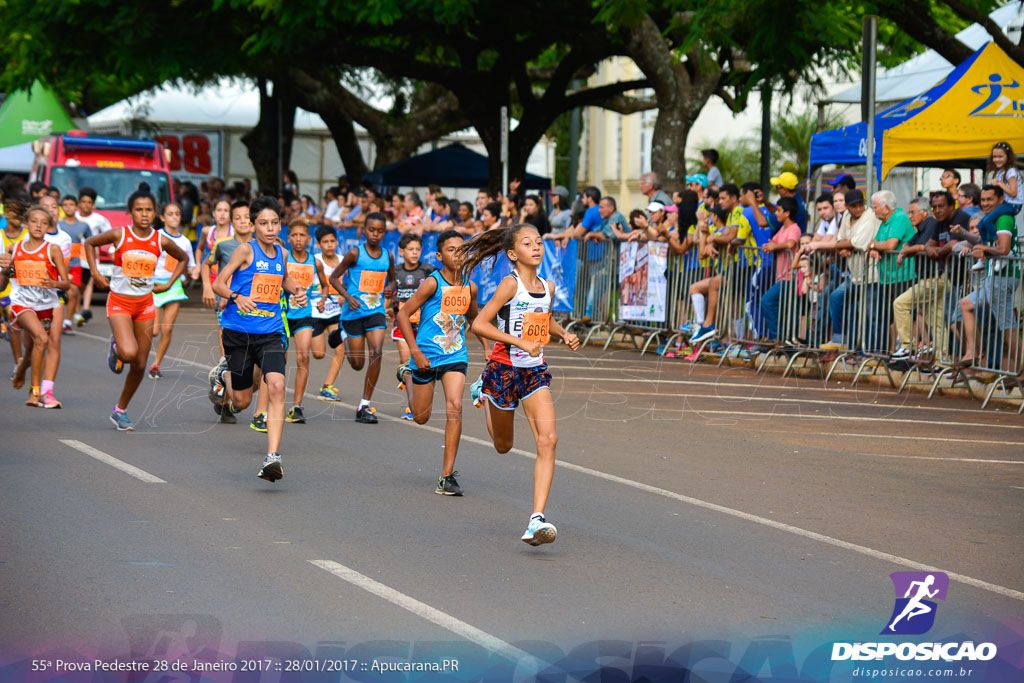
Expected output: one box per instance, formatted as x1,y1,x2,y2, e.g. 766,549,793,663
521,388,558,515
153,301,181,367
114,317,154,411
438,371,466,476
361,328,387,401
396,339,413,408
291,327,312,406
959,296,975,362
704,275,722,327
264,371,286,453
483,400,515,454
16,311,49,393
44,304,63,382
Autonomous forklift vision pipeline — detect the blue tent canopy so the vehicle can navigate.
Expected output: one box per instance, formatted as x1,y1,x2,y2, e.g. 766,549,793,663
809,42,995,179
363,143,550,189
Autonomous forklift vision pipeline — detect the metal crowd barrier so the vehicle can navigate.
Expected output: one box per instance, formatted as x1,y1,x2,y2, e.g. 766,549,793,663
564,239,618,348
556,235,1023,412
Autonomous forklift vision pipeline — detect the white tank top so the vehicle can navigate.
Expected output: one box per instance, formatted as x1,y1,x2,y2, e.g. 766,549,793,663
312,253,342,319
488,271,552,368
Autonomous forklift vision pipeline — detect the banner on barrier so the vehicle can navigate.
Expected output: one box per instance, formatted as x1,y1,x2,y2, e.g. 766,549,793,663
618,241,668,322
320,228,576,312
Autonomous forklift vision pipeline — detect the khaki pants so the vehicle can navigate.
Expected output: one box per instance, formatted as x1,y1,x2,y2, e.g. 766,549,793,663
893,276,949,354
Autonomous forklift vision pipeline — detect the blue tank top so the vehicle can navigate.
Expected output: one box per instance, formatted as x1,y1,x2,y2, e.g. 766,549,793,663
410,271,471,369
341,243,390,321
285,248,315,319
220,242,286,334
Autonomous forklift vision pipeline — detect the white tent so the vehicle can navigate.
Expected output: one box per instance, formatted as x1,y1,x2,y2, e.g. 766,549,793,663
829,3,1022,104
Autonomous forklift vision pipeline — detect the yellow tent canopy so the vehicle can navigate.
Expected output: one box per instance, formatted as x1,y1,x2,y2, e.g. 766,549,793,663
880,41,1024,179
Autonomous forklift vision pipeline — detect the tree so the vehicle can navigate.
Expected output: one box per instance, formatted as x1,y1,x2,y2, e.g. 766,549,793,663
769,108,849,180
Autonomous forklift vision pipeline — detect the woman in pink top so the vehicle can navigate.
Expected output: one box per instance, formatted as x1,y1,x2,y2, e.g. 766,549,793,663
759,196,803,343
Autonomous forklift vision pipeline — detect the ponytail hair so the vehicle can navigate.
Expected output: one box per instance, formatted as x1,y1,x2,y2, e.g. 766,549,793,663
127,182,155,211
457,223,536,281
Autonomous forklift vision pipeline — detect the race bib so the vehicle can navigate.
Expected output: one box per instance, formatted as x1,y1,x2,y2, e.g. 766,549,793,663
521,311,550,345
70,243,82,259
250,273,283,304
14,260,46,287
121,250,157,278
163,253,179,273
399,300,421,324
440,286,471,315
287,262,315,290
359,270,386,294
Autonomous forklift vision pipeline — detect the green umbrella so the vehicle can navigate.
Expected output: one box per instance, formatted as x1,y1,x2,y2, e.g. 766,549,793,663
0,80,76,149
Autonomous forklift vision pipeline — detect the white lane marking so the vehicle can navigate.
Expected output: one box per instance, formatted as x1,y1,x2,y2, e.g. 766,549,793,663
557,388,997,415
860,453,1024,465
59,439,166,484
75,332,1022,600
816,432,1024,447
310,560,534,663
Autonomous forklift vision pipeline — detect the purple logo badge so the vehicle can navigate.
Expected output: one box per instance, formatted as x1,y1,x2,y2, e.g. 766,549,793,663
881,572,949,635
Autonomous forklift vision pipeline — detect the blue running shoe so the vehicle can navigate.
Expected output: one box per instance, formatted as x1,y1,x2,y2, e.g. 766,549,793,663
470,374,484,407
317,384,340,401
401,408,414,420
691,324,717,344
110,409,135,431
108,336,124,374
521,515,557,546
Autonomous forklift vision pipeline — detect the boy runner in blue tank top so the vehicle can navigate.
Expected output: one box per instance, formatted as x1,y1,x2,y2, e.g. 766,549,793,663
210,197,309,483
283,218,329,424
327,212,395,423
395,231,486,495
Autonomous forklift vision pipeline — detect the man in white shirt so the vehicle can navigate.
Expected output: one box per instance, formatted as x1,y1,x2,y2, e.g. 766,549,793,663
812,193,838,244
321,186,343,225
75,187,112,322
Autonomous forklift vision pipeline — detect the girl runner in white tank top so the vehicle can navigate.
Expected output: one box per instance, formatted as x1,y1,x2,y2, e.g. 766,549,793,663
461,223,580,547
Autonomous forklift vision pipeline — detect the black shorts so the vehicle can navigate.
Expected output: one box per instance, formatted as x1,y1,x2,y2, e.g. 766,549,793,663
341,312,387,338
287,316,315,335
222,328,287,391
312,315,340,337
411,361,468,385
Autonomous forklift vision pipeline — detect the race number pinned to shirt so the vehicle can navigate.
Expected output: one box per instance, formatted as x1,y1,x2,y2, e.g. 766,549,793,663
399,300,421,324
359,270,386,294
521,311,550,345
250,273,283,304
440,286,471,315
287,262,315,290
163,253,179,273
122,250,158,278
14,260,46,287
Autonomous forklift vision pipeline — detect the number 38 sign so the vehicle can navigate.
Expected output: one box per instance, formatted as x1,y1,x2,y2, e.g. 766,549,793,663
154,131,224,182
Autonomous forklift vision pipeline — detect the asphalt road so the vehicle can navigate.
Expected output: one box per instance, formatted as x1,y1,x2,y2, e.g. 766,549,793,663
1,303,1021,680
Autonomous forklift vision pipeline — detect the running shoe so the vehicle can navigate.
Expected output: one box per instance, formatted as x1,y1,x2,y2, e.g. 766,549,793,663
62,319,73,334
435,471,464,496
81,309,93,322
110,409,135,431
219,406,237,424
317,384,340,401
691,324,717,344
396,361,410,390
258,453,284,482
521,515,557,546
25,390,41,407
890,347,912,361
355,405,378,424
686,320,701,338
208,356,228,405
72,312,85,327
401,408,414,420
287,406,306,423
39,391,62,409
107,336,123,374
470,374,484,407
250,412,268,433
148,364,163,379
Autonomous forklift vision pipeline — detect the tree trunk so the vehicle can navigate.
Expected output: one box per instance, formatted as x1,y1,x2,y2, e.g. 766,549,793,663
320,110,368,179
241,78,297,193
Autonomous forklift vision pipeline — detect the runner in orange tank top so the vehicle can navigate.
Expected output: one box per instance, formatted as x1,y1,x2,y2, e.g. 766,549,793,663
0,205,70,408
84,183,189,431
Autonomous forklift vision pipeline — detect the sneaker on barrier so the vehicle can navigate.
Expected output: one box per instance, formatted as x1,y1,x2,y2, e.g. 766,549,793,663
691,325,717,343
890,347,912,361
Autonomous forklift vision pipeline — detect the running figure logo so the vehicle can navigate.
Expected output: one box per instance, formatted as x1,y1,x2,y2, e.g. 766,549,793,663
969,73,1020,117
881,571,949,635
